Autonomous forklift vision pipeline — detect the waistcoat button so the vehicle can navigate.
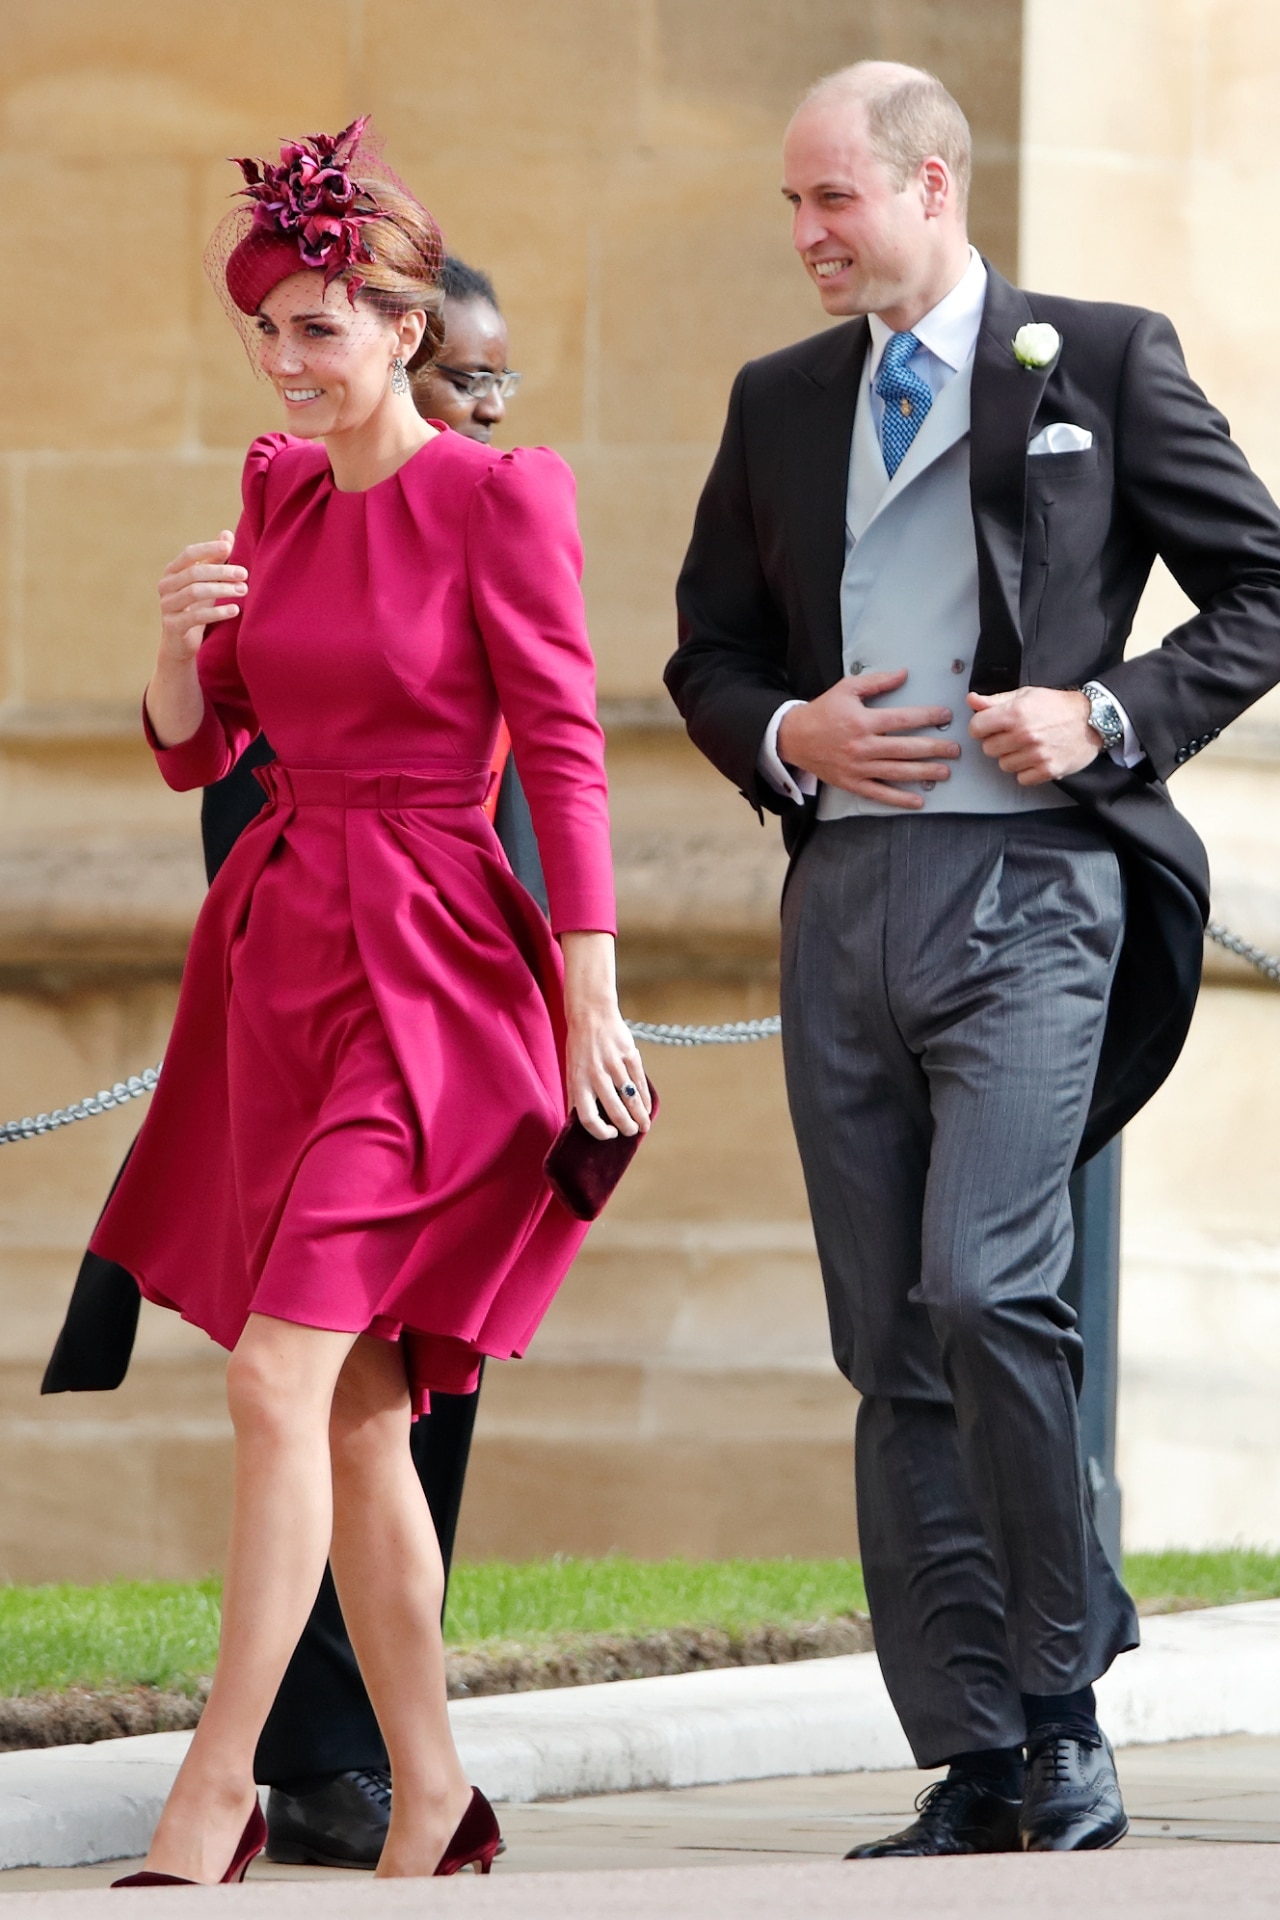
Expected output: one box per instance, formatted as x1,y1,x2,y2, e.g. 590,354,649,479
951,658,966,674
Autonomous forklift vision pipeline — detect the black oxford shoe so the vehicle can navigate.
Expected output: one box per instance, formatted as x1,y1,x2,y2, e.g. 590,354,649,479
1020,1727,1128,1851
845,1775,1022,1859
266,1768,391,1869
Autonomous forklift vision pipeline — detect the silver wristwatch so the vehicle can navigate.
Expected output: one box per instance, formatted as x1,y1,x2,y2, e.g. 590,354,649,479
1080,680,1125,753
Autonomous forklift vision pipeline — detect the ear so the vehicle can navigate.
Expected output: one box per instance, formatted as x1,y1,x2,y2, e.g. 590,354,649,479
919,156,952,219
397,308,427,363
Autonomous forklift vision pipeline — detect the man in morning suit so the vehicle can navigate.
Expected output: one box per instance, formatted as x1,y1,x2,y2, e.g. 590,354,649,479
665,62,1280,1856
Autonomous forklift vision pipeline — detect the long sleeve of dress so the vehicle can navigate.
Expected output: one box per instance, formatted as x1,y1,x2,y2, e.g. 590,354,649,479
466,447,616,936
145,436,284,791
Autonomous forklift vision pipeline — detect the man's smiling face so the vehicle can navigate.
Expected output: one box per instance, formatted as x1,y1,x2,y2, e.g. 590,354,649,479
782,99,931,319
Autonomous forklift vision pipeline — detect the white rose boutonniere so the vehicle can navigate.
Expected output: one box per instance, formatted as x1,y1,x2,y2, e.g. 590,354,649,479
1013,322,1061,370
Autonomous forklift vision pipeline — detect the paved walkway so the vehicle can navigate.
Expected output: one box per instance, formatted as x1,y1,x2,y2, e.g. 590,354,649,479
0,1736,1276,1910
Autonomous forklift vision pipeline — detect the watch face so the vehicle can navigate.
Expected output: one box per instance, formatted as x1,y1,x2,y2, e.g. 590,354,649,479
1090,696,1123,747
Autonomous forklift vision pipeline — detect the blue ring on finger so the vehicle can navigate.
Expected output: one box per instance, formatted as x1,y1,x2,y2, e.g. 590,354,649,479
621,1082,638,1099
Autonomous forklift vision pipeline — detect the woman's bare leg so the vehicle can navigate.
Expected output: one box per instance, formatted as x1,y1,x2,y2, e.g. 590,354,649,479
327,1336,472,1877
143,1314,357,1883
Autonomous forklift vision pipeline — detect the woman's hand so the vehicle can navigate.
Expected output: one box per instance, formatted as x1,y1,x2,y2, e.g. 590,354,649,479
146,532,248,749
560,932,651,1142
158,531,247,662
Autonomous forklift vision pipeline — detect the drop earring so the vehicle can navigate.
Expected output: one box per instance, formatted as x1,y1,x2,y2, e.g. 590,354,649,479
390,357,410,396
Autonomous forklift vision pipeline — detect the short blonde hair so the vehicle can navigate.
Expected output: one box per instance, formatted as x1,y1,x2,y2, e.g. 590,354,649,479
805,64,972,211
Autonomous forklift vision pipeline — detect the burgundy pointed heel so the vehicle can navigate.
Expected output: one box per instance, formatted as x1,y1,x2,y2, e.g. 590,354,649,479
434,1787,502,1876
111,1800,267,1887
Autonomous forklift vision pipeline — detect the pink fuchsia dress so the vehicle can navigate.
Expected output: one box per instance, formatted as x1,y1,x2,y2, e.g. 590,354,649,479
91,428,616,1410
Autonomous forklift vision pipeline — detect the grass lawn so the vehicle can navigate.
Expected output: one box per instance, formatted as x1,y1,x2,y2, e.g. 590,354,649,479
2,1550,1279,1699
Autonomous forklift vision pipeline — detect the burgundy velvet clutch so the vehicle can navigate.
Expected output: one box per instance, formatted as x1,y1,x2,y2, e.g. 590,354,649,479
544,1079,659,1221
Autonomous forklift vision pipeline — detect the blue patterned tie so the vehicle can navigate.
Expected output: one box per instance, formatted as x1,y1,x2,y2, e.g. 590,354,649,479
875,331,932,478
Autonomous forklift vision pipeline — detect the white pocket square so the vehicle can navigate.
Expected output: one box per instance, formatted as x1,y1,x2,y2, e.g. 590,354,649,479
1028,422,1093,455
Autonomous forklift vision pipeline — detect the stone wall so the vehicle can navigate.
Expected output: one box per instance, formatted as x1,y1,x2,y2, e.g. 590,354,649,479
6,0,1277,1576
1022,0,1280,1549
0,1,1022,1576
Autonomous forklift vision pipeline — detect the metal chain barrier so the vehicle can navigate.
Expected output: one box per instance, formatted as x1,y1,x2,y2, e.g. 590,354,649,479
1,920,1277,1143
0,1069,162,1147
625,1017,782,1046
1206,919,1280,986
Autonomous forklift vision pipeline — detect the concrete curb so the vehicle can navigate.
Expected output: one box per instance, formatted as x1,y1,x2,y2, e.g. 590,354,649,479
3,1599,1280,1871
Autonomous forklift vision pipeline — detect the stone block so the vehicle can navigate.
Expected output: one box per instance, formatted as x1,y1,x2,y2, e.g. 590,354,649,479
0,981,178,1255
1124,983,1280,1248
20,456,242,705
647,2,1020,269
1197,2,1280,173
0,1347,230,1582
1023,0,1197,162
0,3,349,157
970,156,1019,285
605,730,791,969
570,447,718,697
0,829,204,968
1181,184,1280,490
589,1049,807,1232
642,1366,850,1443
535,1240,826,1372
0,469,10,709
455,1434,859,1560
0,1251,117,1369
194,311,280,458
597,151,833,446
646,0,878,149
378,157,592,451
0,733,198,857
0,159,189,452
879,0,1023,165
1019,153,1192,317
362,0,644,159
0,1422,157,1584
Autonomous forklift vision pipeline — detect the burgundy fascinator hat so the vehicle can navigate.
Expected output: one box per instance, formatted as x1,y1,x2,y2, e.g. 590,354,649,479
205,116,445,359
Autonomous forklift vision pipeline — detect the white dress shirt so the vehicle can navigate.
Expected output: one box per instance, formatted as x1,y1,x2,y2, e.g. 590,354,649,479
758,247,1142,804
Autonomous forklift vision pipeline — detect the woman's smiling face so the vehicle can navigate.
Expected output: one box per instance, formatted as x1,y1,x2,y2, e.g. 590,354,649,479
254,270,419,438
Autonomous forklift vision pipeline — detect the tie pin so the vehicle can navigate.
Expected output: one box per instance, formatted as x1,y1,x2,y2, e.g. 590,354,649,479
900,397,912,416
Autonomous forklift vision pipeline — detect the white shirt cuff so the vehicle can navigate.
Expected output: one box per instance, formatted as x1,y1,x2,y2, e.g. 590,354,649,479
758,701,817,804
1094,685,1145,769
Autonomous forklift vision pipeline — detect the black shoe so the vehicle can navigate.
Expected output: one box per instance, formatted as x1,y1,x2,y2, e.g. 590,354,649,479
266,1768,391,1870
844,1776,1022,1859
1020,1726,1128,1851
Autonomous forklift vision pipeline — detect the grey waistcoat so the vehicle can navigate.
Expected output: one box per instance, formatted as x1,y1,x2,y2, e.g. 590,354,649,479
817,354,1072,821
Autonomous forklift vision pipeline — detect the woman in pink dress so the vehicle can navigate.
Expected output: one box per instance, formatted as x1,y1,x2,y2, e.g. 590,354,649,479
95,120,649,1886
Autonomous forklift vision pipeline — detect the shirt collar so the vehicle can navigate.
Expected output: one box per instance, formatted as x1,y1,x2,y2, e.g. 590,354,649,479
866,246,988,378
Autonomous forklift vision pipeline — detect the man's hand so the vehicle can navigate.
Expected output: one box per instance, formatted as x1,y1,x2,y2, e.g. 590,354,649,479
966,687,1102,785
777,669,960,811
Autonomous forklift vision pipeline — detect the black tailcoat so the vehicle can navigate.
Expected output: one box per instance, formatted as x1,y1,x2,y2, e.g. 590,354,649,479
666,266,1280,1159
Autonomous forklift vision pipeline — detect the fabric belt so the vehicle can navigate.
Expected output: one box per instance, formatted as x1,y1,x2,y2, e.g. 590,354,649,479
256,763,496,810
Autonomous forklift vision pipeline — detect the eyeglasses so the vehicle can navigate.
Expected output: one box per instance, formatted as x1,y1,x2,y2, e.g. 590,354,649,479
435,365,522,401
